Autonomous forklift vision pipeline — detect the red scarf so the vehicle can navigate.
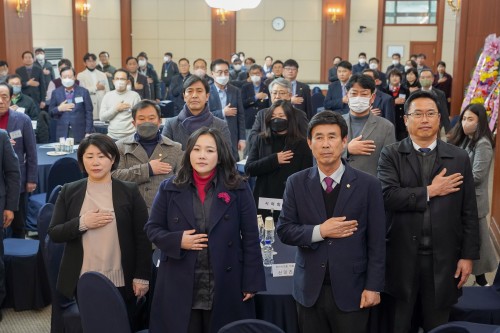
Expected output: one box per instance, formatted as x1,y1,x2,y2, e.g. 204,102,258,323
192,168,217,204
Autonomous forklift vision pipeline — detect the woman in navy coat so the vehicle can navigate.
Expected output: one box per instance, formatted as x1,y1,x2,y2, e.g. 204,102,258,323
145,127,266,333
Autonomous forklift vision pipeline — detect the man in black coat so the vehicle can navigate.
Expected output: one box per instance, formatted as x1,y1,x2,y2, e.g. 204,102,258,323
15,51,46,109
377,90,479,333
282,59,312,119
416,69,451,133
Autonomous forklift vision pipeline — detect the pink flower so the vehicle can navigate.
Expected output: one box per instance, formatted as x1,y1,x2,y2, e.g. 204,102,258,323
217,192,230,204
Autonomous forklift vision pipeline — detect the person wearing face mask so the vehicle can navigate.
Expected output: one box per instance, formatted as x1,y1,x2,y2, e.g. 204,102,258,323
49,66,93,143
33,48,55,93
77,53,110,120
100,69,141,140
415,69,451,133
448,103,497,287
342,74,395,176
137,52,161,102
97,51,117,90
368,57,388,91
241,64,270,143
208,58,246,161
15,51,46,110
6,74,39,121
245,99,312,221
228,58,247,88
192,58,214,85
0,60,8,83
125,56,151,100
168,58,192,116
113,100,183,212
160,52,179,98
328,56,342,83
385,53,405,76
352,52,369,74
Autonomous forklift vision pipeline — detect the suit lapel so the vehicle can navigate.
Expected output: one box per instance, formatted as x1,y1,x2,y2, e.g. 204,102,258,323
333,163,357,216
431,140,454,177
172,188,196,229
208,181,235,233
306,168,327,222
361,113,377,138
399,138,421,182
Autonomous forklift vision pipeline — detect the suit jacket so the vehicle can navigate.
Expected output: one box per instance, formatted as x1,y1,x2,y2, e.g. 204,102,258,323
240,81,270,129
328,66,338,82
167,73,191,115
77,69,110,120
464,137,493,218
0,130,20,212
139,64,161,101
160,61,180,88
208,83,246,160
378,138,479,308
291,81,313,119
324,81,349,114
48,178,151,300
385,63,405,76
6,109,38,191
11,93,39,121
353,63,369,74
433,72,453,99
33,60,55,91
113,133,183,210
133,73,152,100
277,163,386,311
15,65,46,104
145,175,266,333
373,89,396,125
343,112,395,176
49,85,93,143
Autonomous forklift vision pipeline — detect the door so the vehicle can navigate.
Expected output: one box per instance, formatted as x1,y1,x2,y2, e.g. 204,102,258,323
410,41,437,70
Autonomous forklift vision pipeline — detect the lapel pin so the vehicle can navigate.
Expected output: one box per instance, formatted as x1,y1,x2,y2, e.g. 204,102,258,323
159,153,162,158
347,184,351,188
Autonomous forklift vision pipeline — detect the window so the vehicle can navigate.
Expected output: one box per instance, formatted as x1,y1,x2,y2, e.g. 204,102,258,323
385,0,437,25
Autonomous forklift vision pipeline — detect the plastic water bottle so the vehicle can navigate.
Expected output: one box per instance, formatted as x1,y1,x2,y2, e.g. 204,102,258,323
262,239,274,267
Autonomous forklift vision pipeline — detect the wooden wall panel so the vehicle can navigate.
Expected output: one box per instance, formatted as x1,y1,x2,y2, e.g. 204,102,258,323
120,0,132,67
211,8,236,62
72,0,89,74
0,0,33,70
320,0,350,83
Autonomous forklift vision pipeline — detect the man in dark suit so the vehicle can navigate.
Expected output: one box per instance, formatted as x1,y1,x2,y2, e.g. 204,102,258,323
160,52,180,98
277,111,386,333
0,128,21,321
324,61,352,115
34,48,55,93
385,52,405,76
209,59,246,160
241,64,270,137
362,69,396,125
49,67,93,143
433,61,453,112
15,51,46,109
167,57,191,116
282,59,313,119
378,90,479,332
368,57,387,91
417,69,451,133
126,56,151,100
0,83,38,238
352,52,369,74
328,56,342,83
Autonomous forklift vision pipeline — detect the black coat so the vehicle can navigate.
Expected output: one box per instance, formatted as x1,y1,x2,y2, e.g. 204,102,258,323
15,65,46,104
378,138,479,308
241,82,270,129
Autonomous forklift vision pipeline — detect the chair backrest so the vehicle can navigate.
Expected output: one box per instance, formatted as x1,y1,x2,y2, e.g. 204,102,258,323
48,185,63,205
37,203,54,255
218,319,285,333
77,272,132,333
428,323,471,333
311,90,326,115
46,157,82,202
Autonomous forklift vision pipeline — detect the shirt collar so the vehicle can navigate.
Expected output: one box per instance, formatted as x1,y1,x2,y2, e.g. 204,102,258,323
318,162,345,186
412,139,437,152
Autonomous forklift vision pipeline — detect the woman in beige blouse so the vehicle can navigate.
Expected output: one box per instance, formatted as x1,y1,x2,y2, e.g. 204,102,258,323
48,133,151,329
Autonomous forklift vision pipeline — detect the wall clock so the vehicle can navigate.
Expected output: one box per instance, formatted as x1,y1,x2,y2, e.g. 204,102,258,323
272,17,286,31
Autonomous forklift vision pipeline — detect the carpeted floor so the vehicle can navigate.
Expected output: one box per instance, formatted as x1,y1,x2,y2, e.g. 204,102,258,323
1,305,51,333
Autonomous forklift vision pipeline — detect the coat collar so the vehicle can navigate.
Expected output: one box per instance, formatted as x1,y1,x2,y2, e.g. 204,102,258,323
345,111,377,139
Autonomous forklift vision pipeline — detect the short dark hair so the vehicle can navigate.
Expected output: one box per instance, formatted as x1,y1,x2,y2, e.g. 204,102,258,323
407,60,417,68
392,53,401,59
308,110,348,140
368,57,379,64
232,58,242,64
83,53,97,62
165,52,173,57
337,61,352,71
99,51,109,57
361,68,379,80
405,67,419,78
0,60,8,67
125,56,138,65
113,68,130,79
77,134,120,173
178,57,189,64
437,61,446,68
283,59,299,69
59,66,76,76
0,83,13,97
245,57,256,64
265,56,273,61
58,58,72,68
22,51,34,59
131,100,161,120
174,127,244,189
6,74,22,83
358,52,367,58
346,73,376,93
417,53,426,59
403,90,439,115
210,59,229,71
410,54,418,59
193,58,207,67
333,56,342,61
183,75,210,95
35,48,45,54
137,52,148,60
272,60,283,68
388,69,403,80
248,64,262,73
420,68,433,76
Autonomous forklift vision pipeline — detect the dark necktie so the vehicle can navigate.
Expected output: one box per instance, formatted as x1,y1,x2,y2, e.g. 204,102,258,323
324,177,334,194
419,148,431,154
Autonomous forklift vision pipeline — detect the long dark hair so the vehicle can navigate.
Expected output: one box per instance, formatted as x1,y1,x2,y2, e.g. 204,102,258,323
448,103,495,149
261,100,304,144
174,127,243,189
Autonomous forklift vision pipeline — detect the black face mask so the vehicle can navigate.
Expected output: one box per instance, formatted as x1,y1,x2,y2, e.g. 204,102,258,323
270,118,288,133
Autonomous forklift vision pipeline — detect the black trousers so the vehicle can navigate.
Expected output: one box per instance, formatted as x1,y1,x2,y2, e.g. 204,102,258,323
11,192,27,238
296,285,369,333
188,309,212,333
385,254,450,333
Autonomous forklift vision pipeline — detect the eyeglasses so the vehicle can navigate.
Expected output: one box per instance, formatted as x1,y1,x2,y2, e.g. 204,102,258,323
271,91,289,97
407,111,439,119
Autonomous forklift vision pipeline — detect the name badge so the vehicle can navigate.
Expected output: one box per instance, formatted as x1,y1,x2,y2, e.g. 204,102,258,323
75,96,84,103
258,197,283,211
16,107,26,114
32,121,37,130
272,263,295,277
399,94,406,99
9,129,22,139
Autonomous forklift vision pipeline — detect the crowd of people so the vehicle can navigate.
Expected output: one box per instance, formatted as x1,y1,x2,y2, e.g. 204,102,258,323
0,48,496,333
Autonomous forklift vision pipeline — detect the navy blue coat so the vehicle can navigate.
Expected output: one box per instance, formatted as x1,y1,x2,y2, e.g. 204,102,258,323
49,85,93,143
6,109,38,192
0,130,20,212
240,81,270,129
145,176,266,333
291,81,313,119
277,163,386,311
373,89,396,125
324,81,349,114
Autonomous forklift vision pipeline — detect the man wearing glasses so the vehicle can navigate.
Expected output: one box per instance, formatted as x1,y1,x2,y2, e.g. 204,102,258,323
378,90,479,332
282,59,313,119
247,78,308,149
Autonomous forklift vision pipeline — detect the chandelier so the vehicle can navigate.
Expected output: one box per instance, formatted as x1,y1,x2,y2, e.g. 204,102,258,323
205,0,262,11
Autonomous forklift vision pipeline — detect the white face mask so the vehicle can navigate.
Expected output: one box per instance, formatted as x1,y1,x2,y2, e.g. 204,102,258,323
404,66,411,72
126,84,132,91
194,68,206,78
348,96,372,113
214,75,229,86
369,63,378,70
250,75,261,84
36,54,45,61
359,58,366,65
164,56,171,63
233,64,242,71
392,60,400,65
114,81,127,90
138,59,147,67
61,78,74,88
462,121,478,136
